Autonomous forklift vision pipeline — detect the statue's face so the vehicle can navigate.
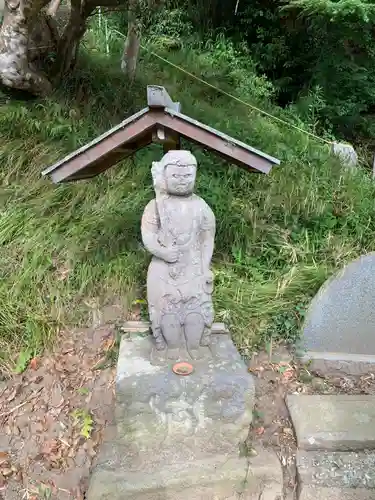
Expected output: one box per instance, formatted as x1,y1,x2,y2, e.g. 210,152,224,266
165,164,196,196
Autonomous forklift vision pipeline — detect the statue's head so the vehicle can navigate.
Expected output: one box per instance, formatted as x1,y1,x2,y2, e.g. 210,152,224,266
152,150,197,197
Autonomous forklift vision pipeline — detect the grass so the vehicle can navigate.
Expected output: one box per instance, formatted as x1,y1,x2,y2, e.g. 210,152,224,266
0,21,375,372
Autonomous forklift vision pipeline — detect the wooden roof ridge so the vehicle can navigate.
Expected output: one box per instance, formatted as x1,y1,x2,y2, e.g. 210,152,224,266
42,85,280,184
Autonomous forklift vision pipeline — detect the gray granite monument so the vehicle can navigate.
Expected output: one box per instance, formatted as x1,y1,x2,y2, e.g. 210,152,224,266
298,253,375,375
86,151,283,499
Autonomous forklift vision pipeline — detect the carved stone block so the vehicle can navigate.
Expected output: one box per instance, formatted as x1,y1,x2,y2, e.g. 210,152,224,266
87,333,258,499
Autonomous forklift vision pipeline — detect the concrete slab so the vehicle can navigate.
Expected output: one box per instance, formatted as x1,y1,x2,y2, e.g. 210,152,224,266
299,351,375,376
299,486,373,500
286,395,375,451
297,450,375,488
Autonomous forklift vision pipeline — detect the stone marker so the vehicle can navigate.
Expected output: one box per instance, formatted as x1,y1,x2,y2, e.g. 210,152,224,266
332,142,358,167
87,151,275,499
297,253,375,375
287,395,375,451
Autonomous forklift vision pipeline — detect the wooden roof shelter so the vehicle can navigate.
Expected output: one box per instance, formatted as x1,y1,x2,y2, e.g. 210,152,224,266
42,86,280,184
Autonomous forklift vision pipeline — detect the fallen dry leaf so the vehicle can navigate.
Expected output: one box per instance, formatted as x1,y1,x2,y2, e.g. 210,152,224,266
29,357,39,370
0,326,116,499
0,467,13,477
0,452,9,466
42,439,59,456
100,337,115,352
282,369,295,382
255,427,265,436
283,427,294,436
6,386,20,403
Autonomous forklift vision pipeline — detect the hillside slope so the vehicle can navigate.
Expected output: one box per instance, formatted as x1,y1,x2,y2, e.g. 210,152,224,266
0,37,374,372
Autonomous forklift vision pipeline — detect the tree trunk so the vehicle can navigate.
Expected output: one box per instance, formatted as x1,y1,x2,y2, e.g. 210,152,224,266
52,0,91,80
0,0,53,96
47,0,61,16
121,0,141,79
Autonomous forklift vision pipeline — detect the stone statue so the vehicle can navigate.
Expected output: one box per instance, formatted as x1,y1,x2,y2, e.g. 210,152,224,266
141,150,216,360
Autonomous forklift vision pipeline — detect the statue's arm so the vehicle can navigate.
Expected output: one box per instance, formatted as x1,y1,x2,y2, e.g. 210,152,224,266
141,200,177,263
201,202,216,272
141,200,165,259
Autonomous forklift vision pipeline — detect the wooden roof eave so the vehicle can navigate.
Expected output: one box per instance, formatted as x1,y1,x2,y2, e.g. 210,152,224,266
153,108,280,174
42,96,280,183
42,107,154,183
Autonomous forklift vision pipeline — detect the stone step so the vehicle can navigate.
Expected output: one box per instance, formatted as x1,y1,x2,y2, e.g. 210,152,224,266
299,486,373,500
297,450,375,489
286,395,375,451
87,445,283,500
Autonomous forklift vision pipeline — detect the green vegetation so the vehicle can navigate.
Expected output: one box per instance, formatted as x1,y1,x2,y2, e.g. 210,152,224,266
1,14,375,372
171,0,375,144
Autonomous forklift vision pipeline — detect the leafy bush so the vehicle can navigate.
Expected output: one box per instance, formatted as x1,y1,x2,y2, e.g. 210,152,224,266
178,0,375,143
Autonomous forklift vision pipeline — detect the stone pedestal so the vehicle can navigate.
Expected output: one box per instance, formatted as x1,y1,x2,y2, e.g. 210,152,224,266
87,333,269,499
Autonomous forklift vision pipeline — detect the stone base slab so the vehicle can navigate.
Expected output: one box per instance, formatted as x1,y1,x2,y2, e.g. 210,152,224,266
297,450,375,488
287,395,375,451
299,486,373,500
299,351,375,376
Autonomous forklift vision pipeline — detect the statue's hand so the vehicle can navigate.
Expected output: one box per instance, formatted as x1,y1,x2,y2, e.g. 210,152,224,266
162,247,179,263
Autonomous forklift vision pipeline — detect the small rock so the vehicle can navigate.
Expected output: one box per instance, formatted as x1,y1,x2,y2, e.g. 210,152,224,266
50,384,64,408
1,467,13,477
311,377,326,391
299,371,313,383
0,452,9,467
332,142,358,167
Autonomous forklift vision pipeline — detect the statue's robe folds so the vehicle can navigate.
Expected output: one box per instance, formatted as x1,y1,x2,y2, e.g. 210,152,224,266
141,194,215,338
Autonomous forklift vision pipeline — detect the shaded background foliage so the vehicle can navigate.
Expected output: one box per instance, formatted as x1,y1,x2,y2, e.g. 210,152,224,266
137,0,375,145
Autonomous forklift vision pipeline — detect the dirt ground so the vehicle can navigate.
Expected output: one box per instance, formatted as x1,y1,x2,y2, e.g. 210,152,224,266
0,326,117,500
1,334,375,500
247,345,375,500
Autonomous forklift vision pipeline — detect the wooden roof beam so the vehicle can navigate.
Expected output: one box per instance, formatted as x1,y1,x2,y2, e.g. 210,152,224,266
43,110,155,184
